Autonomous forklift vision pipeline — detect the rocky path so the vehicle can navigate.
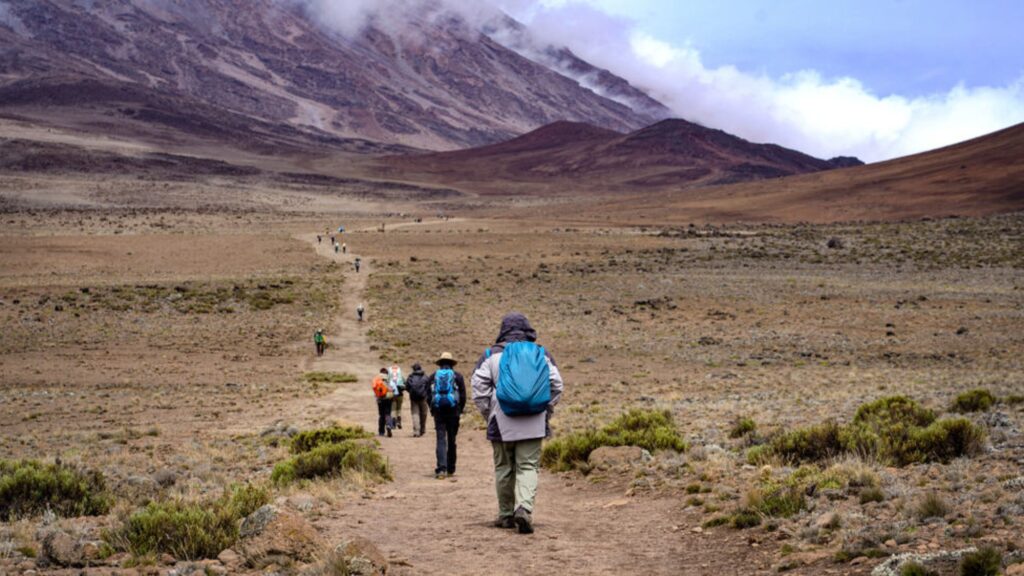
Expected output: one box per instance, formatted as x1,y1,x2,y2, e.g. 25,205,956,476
286,234,770,575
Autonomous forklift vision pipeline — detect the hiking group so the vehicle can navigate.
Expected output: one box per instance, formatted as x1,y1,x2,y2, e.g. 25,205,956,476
371,313,563,534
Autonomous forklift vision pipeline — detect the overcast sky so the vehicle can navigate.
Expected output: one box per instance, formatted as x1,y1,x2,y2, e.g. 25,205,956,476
495,0,1024,161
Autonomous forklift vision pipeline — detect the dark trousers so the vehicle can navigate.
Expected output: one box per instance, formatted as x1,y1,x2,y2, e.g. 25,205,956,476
315,342,325,356
377,398,393,436
433,409,461,474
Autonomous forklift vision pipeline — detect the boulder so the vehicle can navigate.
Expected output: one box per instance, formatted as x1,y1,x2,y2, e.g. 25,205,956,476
236,505,325,567
588,446,652,469
40,529,81,568
335,537,388,576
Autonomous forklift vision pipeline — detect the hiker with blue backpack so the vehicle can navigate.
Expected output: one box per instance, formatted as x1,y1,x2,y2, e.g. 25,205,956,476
425,352,466,479
471,313,563,534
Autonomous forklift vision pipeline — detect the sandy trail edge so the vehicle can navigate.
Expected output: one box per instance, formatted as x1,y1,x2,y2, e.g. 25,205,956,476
279,233,766,576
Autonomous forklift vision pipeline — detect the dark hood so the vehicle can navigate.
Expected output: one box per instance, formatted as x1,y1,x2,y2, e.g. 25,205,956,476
496,312,537,344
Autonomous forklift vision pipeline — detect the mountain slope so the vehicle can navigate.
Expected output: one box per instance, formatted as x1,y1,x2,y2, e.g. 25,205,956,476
564,122,1024,222
388,118,862,193
0,0,665,153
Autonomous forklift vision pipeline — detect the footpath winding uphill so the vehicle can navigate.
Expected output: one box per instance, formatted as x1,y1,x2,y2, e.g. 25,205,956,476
281,234,769,575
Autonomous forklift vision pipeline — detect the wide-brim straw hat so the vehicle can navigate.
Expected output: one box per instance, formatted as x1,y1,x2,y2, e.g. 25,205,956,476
435,352,458,366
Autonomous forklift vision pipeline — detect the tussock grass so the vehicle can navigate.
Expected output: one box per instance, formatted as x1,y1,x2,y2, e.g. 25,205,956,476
540,409,688,472
728,416,757,439
0,459,112,520
106,483,269,561
915,492,950,521
303,372,359,384
289,426,373,454
272,441,390,485
959,547,1002,576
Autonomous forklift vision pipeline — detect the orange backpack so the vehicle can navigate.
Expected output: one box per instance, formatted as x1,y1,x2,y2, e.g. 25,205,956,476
372,376,390,399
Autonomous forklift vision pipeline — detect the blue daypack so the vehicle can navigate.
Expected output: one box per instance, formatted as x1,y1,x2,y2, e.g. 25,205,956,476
432,368,458,409
492,341,551,416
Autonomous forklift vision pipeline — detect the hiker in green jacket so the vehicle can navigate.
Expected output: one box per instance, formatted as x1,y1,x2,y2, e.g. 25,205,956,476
314,329,326,357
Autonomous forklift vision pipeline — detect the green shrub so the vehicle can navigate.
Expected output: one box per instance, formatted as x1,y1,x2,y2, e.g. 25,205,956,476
303,372,359,384
541,409,687,472
702,516,730,528
107,483,269,561
951,389,996,413
745,444,772,465
0,459,112,520
959,547,1002,576
841,396,937,465
1004,394,1024,406
290,426,373,454
272,441,390,485
915,492,950,521
746,480,805,518
770,421,844,463
729,416,757,439
910,418,986,463
900,562,934,576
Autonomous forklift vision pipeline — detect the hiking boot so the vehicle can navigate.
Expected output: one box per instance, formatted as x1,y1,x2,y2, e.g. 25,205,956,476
386,428,392,438
493,516,515,529
434,471,447,480
513,507,534,534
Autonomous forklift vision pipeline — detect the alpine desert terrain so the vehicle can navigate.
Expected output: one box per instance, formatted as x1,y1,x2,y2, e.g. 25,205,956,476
2,1,1024,576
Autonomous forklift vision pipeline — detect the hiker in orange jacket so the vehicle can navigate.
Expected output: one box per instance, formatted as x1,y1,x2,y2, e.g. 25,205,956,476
372,368,394,437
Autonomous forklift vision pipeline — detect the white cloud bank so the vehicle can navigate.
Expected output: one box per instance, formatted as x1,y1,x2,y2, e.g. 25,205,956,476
290,0,1024,162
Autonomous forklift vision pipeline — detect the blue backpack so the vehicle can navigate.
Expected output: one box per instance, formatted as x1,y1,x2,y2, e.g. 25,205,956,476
492,341,551,417
432,368,458,409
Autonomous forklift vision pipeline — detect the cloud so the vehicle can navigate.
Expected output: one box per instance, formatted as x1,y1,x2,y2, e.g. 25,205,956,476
493,1,1024,162
290,0,502,39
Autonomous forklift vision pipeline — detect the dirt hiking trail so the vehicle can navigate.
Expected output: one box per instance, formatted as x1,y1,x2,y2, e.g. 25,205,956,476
285,234,769,575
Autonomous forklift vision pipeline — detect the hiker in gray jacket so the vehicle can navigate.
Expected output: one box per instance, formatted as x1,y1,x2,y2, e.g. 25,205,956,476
472,313,563,534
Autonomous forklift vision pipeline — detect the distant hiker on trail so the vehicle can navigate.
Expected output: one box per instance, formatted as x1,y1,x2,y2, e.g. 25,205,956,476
405,363,430,437
357,303,365,322
330,235,335,245
389,364,405,430
372,368,394,437
354,257,362,273
317,235,322,244
334,242,340,254
313,328,326,357
472,313,563,534
342,242,347,254
426,352,466,479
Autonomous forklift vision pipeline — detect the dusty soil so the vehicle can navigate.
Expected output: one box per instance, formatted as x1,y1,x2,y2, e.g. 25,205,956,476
1,207,1022,575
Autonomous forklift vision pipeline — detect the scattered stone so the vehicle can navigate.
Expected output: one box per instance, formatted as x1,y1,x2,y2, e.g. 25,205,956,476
217,549,241,569
237,505,324,567
871,547,978,576
334,536,388,576
588,446,652,469
39,529,81,568
826,237,844,249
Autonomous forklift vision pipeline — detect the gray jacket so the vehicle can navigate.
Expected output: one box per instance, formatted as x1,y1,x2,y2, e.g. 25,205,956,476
471,313,563,443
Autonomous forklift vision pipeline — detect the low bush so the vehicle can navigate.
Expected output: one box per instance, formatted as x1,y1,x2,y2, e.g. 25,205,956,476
729,416,757,439
729,508,762,529
765,396,985,467
107,483,269,561
272,441,390,485
0,459,112,520
770,421,844,463
950,389,996,413
290,426,373,454
959,547,1002,576
303,372,359,384
540,409,688,472
746,480,806,518
859,486,886,504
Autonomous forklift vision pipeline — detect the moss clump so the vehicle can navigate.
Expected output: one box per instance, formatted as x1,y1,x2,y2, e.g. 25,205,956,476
272,441,390,485
541,409,688,472
107,483,269,561
303,372,359,384
729,416,757,439
290,426,373,454
0,459,112,520
770,421,844,463
951,389,996,413
959,547,1002,576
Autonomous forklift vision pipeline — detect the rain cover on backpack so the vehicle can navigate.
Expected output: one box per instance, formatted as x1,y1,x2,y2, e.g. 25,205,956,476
496,341,551,416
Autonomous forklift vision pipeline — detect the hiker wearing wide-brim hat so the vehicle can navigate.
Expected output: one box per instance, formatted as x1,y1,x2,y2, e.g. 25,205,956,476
425,352,467,479
436,352,458,366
